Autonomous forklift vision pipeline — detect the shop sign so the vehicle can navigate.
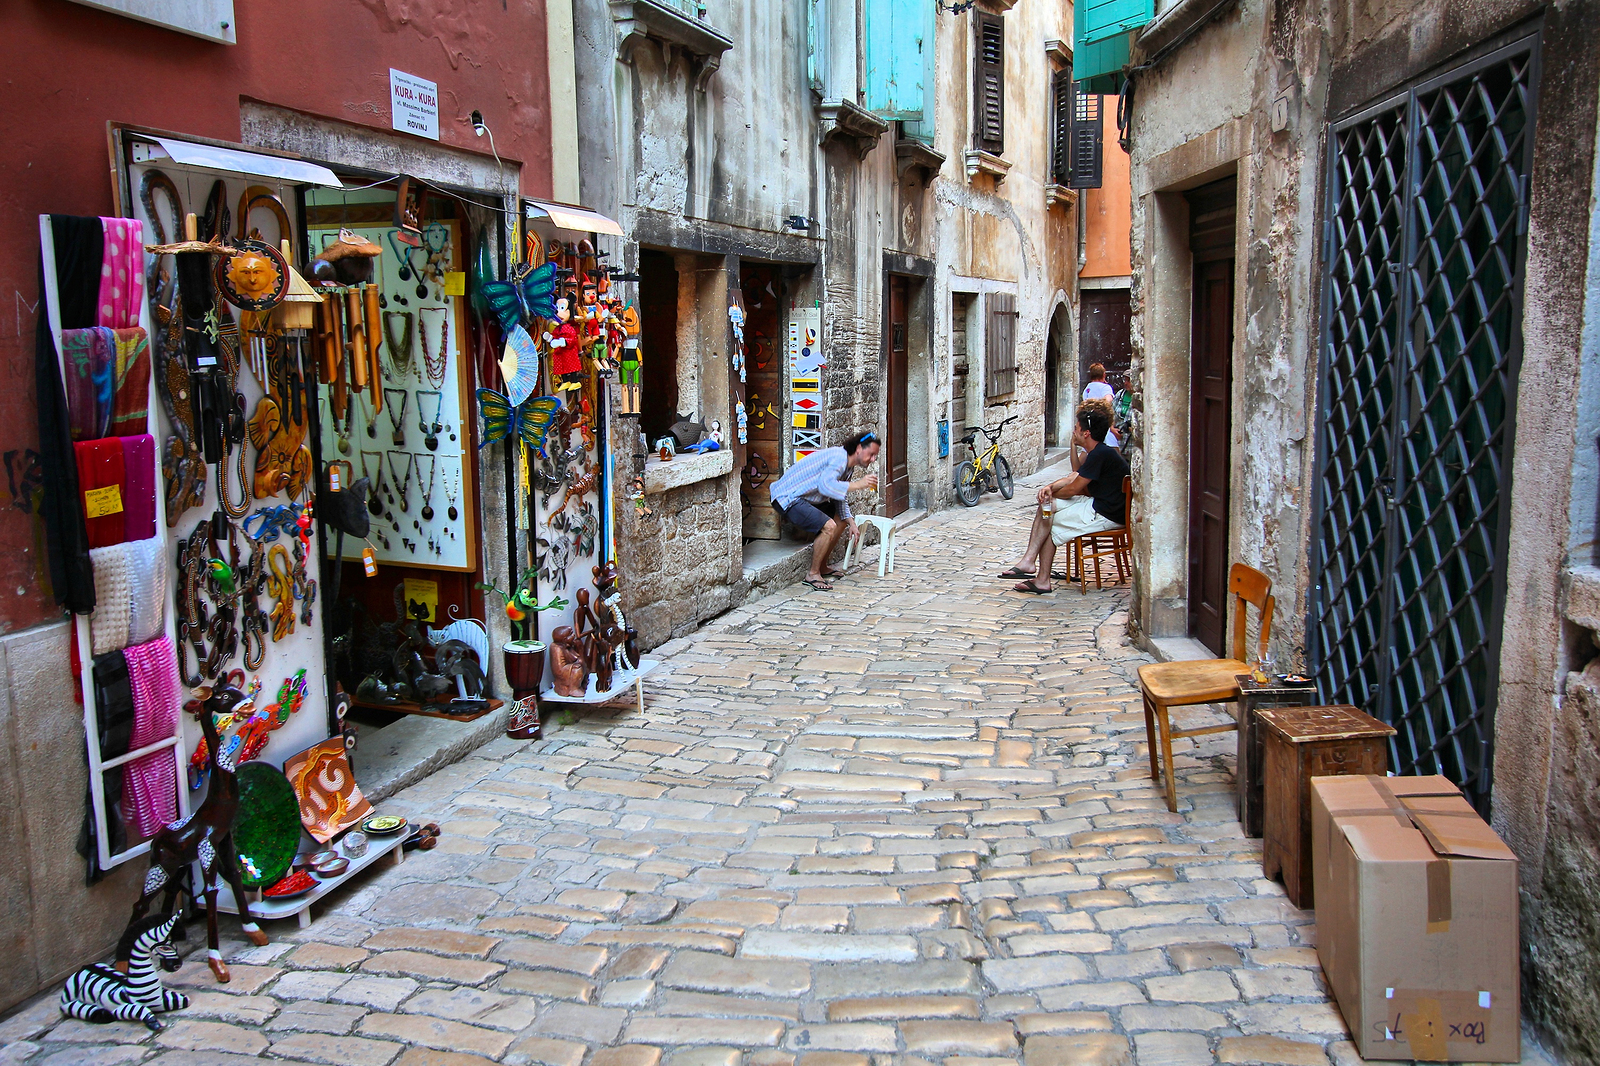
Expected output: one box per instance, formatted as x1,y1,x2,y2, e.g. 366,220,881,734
390,69,440,141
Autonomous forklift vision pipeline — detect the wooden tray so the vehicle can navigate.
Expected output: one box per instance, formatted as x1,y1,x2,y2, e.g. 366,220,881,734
353,696,503,723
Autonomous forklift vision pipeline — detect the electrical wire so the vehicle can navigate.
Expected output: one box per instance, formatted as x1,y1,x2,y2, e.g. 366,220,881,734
1114,0,1239,152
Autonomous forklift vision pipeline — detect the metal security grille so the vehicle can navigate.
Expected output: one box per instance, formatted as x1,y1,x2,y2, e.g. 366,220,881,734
1311,34,1540,814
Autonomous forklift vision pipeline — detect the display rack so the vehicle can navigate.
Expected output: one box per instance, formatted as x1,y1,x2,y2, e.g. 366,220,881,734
210,830,405,929
540,659,660,715
39,213,190,872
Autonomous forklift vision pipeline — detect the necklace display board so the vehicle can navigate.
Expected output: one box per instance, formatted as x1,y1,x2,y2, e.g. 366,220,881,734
313,219,476,572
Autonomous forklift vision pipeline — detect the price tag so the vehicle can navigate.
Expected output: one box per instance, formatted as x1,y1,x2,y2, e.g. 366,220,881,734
443,271,466,297
362,547,378,577
403,577,439,622
328,465,342,492
83,485,124,518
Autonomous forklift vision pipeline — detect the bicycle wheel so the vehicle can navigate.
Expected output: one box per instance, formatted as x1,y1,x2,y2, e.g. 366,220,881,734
955,461,982,507
995,455,1015,499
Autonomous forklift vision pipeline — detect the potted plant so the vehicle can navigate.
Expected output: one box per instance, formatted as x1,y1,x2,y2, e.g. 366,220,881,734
476,567,567,702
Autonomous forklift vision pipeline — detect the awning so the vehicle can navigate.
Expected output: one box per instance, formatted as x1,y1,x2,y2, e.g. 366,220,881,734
152,137,344,188
524,199,625,237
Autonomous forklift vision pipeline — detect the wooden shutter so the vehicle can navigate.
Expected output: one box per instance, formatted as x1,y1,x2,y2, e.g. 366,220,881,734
865,0,931,120
1069,88,1103,189
1051,69,1073,185
1080,0,1154,44
985,292,1017,399
973,12,1005,155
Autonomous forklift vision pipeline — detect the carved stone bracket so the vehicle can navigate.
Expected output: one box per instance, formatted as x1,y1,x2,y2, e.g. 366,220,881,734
818,101,890,160
895,139,947,182
964,149,1012,183
611,0,733,92
1045,183,1078,209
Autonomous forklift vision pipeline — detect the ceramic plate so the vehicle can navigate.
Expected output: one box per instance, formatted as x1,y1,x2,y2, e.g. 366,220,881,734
234,762,302,889
263,869,318,899
362,814,407,836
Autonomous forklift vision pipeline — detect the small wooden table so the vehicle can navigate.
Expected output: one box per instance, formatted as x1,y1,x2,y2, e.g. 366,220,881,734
1235,675,1318,838
1259,704,1394,909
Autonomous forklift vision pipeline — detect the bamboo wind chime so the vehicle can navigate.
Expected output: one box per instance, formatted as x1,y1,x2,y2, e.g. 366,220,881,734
313,281,384,424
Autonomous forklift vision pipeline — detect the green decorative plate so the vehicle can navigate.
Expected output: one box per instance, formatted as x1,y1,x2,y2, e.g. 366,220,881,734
234,761,302,889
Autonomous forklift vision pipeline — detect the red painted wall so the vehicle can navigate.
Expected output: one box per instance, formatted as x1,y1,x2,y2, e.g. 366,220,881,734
0,0,553,631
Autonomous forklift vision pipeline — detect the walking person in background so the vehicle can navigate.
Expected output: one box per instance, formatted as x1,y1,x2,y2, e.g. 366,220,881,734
998,403,1129,594
770,431,881,592
1081,365,1120,450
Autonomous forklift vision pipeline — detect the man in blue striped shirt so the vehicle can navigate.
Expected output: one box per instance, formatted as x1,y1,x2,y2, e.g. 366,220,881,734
770,431,881,591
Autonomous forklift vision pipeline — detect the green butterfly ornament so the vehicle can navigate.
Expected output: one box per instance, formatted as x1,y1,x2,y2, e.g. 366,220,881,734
478,390,561,455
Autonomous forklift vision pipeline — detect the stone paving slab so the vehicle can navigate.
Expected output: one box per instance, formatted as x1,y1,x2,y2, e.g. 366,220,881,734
0,495,1561,1065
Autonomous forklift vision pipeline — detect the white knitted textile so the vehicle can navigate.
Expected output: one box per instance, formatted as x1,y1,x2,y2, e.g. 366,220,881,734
88,543,132,655
126,535,167,645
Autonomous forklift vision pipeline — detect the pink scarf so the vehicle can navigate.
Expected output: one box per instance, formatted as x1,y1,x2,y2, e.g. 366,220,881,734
96,218,145,331
123,635,178,838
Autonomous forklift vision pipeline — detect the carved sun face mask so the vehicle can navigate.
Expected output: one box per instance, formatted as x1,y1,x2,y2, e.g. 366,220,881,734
227,253,280,299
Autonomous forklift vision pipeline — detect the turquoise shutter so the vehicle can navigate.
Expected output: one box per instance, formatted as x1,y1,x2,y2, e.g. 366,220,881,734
1079,0,1153,44
865,0,931,120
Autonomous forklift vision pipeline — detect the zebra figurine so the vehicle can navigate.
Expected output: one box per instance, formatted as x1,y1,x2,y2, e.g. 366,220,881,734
59,913,189,1031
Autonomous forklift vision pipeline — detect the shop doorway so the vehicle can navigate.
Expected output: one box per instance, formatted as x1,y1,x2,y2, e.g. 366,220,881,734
884,275,912,517
638,250,680,446
1079,288,1131,393
1185,177,1237,655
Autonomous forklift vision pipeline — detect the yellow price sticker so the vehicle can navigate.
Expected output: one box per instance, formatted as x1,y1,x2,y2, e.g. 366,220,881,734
83,484,124,518
443,271,467,297
402,577,439,623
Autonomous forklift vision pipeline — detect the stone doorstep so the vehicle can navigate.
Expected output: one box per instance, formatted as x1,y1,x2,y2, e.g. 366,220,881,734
355,701,515,805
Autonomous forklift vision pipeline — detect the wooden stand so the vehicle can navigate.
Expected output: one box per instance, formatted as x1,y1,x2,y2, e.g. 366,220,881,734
539,659,660,717
1260,705,1395,908
1234,675,1318,838
209,829,405,929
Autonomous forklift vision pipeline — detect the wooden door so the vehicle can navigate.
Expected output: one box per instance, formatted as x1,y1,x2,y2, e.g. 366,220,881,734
1078,288,1131,392
638,250,679,445
1044,330,1060,447
742,265,783,540
1188,258,1234,654
885,275,911,516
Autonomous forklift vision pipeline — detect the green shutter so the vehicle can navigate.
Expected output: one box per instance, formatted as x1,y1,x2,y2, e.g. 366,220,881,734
865,0,931,120
1079,0,1153,44
1073,0,1135,93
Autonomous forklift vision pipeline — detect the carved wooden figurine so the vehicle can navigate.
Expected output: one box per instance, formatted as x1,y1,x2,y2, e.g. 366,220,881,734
128,685,268,982
548,624,589,697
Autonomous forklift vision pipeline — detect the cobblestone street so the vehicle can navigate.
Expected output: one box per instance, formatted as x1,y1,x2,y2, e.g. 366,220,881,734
0,486,1538,1066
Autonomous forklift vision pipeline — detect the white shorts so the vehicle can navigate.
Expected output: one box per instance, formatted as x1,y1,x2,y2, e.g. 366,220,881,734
1049,495,1120,546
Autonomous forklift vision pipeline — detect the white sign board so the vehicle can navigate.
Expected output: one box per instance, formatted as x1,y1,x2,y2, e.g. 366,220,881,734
390,69,440,141
64,0,236,44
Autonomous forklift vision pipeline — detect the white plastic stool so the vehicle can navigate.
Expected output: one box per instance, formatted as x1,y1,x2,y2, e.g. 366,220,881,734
843,515,898,576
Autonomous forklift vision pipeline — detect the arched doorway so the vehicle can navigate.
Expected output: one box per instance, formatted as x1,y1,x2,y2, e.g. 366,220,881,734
1044,303,1072,448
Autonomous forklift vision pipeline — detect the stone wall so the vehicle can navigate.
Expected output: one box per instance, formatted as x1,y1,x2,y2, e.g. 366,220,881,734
1123,0,1600,1054
618,465,743,651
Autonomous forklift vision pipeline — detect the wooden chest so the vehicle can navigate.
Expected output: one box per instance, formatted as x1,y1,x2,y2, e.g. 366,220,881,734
1234,674,1318,838
1259,704,1395,909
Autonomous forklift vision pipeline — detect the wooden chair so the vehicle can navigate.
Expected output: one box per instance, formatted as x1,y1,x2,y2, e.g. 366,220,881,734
1068,476,1133,593
1137,563,1274,811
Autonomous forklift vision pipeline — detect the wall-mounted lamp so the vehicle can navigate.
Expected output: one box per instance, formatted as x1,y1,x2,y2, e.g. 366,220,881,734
784,215,814,231
471,109,503,169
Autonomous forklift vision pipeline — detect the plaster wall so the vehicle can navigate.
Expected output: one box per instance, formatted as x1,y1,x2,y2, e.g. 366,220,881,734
928,0,1081,487
1082,108,1134,279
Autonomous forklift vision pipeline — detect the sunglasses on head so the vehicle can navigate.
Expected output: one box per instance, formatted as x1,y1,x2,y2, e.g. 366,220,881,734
859,433,878,445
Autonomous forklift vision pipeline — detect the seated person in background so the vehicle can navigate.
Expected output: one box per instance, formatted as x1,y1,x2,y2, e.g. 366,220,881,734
1000,402,1130,594
770,431,881,592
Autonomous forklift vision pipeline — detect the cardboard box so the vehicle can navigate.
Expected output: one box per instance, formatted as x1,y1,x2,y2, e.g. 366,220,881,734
1311,775,1520,1062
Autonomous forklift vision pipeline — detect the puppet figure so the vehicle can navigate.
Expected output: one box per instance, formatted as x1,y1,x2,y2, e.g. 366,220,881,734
543,297,584,392
618,302,642,418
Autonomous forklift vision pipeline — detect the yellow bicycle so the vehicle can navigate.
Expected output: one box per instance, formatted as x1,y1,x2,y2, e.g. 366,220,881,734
954,415,1018,507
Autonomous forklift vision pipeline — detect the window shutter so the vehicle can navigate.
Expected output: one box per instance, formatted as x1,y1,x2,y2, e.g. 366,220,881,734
973,12,1005,155
1051,69,1074,186
985,292,1017,399
865,0,930,120
1079,0,1154,45
1069,89,1103,189
1072,0,1139,89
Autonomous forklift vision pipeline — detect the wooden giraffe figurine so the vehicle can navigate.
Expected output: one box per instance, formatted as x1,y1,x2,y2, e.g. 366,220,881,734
127,684,268,982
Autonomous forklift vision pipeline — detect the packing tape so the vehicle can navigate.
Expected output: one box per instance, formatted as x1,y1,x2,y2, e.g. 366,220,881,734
1352,779,1459,932
1386,989,1492,1060
1425,857,1452,932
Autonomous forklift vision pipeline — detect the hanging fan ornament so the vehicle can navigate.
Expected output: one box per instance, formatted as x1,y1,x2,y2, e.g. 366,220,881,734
216,237,289,312
500,324,542,407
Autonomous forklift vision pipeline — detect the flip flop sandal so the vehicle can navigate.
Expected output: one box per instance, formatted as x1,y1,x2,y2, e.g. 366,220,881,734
803,578,834,592
997,566,1035,579
1012,580,1053,595
823,569,847,579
